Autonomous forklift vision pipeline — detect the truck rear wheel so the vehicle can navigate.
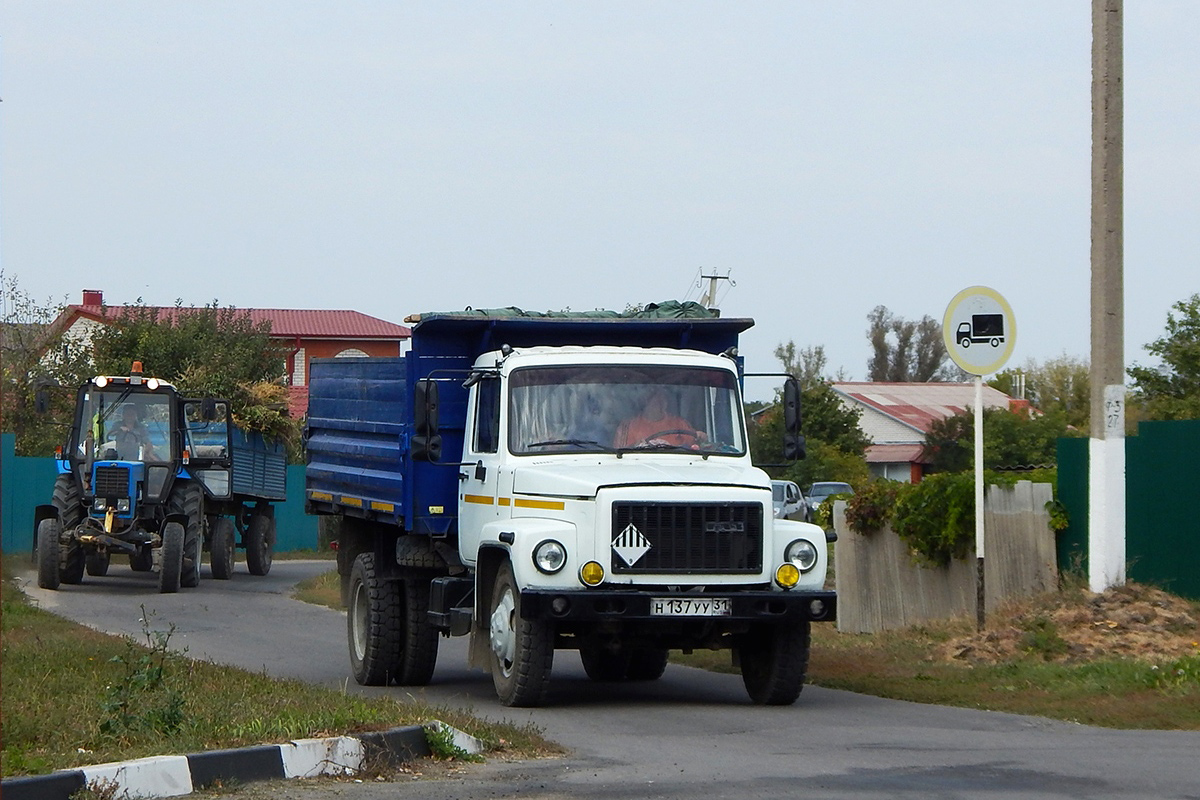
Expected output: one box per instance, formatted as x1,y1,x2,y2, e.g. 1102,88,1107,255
246,512,275,576
209,517,236,580
488,560,553,707
580,644,668,682
85,551,111,577
159,521,184,594
738,619,811,705
348,552,402,685
37,519,62,590
626,647,669,681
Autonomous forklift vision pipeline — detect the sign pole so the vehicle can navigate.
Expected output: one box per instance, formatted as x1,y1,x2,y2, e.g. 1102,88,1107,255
943,285,1017,633
974,374,985,631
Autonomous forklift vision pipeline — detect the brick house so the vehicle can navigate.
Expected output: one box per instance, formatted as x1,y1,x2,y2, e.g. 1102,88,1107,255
51,290,411,417
831,381,1021,483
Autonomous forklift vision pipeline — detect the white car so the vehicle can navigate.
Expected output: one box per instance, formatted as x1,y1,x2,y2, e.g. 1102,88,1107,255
771,480,810,522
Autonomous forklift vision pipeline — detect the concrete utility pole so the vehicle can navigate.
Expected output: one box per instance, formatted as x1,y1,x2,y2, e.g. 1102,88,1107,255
1089,0,1125,592
698,272,734,310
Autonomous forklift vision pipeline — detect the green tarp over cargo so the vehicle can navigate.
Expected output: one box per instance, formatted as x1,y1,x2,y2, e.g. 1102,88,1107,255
405,300,717,324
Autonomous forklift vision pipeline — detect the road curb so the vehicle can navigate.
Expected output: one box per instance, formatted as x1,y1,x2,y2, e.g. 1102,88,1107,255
0,724,437,800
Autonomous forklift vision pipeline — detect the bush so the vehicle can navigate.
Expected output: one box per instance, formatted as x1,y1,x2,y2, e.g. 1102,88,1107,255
843,481,899,534
891,472,975,566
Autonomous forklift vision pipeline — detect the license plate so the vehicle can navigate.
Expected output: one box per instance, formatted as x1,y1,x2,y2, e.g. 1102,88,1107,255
650,597,732,616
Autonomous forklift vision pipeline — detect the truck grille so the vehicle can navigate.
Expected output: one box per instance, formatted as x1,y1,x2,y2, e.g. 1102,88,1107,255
611,502,763,574
94,466,131,498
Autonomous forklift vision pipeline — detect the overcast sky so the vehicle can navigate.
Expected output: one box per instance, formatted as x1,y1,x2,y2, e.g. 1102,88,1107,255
2,3,1197,394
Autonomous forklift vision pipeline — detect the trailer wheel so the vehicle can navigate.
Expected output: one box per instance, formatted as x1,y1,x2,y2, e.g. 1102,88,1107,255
159,521,185,594
130,548,153,572
167,482,204,588
85,551,111,577
347,552,402,685
738,619,811,705
209,517,236,580
37,519,62,590
488,560,553,707
246,512,275,576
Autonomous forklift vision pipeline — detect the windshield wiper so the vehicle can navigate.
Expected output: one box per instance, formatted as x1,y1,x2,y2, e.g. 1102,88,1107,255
526,439,614,452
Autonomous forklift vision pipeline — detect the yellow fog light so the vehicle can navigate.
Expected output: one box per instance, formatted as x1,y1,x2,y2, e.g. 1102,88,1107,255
775,563,800,589
580,561,605,586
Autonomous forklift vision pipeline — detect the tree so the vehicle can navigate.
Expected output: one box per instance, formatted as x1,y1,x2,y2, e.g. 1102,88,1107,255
749,358,872,488
90,301,298,446
1128,293,1200,420
991,355,1090,430
773,341,846,390
922,407,1078,474
866,305,961,382
0,273,95,455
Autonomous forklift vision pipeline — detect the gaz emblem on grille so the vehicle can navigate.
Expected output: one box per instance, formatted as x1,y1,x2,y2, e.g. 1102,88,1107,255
705,521,745,534
612,523,652,567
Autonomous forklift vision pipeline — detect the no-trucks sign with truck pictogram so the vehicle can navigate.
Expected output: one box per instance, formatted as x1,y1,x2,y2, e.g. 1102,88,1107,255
942,286,1016,376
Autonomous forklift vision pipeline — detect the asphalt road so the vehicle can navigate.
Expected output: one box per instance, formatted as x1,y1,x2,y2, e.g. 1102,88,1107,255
18,560,1200,800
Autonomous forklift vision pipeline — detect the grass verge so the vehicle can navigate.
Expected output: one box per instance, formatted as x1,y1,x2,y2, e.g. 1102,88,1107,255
0,561,560,778
675,587,1200,730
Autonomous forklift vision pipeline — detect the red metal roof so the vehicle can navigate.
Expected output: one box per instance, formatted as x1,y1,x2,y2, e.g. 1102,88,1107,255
865,443,928,464
832,381,1013,435
63,303,410,340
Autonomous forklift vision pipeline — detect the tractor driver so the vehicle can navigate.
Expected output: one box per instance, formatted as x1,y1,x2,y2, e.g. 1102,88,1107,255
113,403,157,461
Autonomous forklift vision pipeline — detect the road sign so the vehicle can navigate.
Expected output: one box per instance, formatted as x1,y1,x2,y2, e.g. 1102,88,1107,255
942,286,1016,376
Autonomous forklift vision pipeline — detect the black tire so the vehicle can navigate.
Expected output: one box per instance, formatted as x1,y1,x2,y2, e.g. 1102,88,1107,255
167,482,204,588
246,511,275,576
52,475,85,585
626,647,669,681
85,551,111,577
397,573,439,685
37,518,62,590
347,552,402,686
130,548,154,572
159,521,184,594
579,644,630,682
488,560,553,707
209,517,236,580
738,619,812,705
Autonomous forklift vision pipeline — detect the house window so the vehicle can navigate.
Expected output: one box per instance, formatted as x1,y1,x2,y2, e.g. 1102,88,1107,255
335,348,369,358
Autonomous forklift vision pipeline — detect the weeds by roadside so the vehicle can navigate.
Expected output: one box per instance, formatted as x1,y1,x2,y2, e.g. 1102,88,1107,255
0,565,560,777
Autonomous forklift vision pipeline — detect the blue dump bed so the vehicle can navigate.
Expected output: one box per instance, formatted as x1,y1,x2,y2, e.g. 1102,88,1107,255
304,312,754,535
230,427,288,501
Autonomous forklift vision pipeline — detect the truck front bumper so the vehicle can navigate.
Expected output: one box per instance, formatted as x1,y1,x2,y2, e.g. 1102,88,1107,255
520,588,836,623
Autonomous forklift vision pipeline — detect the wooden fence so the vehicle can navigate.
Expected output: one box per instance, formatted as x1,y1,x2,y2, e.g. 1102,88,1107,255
833,480,1058,634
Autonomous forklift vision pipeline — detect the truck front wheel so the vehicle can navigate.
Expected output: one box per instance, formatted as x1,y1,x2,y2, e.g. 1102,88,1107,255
348,552,402,685
488,561,553,707
85,551,110,577
738,619,811,705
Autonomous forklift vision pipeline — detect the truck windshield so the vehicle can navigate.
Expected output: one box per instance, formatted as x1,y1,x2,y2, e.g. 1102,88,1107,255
78,390,174,463
508,365,746,456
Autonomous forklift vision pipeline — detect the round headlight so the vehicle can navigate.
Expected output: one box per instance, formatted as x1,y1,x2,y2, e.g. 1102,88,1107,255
775,563,800,588
785,539,818,572
94,376,109,388
146,378,160,390
533,540,566,574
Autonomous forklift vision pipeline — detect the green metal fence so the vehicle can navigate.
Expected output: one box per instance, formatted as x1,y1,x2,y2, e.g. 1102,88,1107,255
1,433,317,555
1056,419,1200,600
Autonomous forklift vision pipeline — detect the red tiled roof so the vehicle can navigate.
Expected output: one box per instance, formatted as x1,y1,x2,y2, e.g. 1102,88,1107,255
64,304,410,340
832,381,1013,435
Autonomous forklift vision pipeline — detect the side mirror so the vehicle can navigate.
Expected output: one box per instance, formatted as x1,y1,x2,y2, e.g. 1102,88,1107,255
783,378,801,435
783,433,806,461
412,379,443,462
35,388,50,415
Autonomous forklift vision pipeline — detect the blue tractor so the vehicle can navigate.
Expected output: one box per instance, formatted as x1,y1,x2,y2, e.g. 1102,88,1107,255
34,362,286,593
